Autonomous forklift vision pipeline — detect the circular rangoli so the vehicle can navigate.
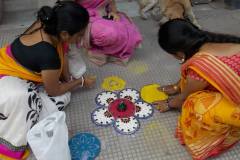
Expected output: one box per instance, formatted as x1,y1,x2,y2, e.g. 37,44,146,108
91,88,154,135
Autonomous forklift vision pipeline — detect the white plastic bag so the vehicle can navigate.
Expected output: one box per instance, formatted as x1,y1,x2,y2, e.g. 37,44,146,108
68,45,86,79
27,111,71,160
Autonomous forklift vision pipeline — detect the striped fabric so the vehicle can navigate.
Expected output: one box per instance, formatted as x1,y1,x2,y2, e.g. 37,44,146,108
181,52,240,105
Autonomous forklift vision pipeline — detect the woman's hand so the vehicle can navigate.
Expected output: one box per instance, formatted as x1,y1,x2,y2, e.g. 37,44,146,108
153,96,183,112
83,75,96,88
42,70,96,96
108,12,120,21
153,100,170,112
158,84,180,95
158,80,181,96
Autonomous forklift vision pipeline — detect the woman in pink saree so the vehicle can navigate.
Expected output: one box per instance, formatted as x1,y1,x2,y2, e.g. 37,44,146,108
75,0,143,65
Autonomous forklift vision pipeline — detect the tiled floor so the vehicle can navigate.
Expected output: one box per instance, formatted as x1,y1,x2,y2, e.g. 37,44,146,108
0,1,240,160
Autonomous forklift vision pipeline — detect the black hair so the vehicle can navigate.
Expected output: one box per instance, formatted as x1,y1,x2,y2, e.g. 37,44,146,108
158,19,240,60
36,0,89,36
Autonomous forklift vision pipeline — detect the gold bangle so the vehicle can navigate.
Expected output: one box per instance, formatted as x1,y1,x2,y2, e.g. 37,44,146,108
80,76,85,87
173,85,178,90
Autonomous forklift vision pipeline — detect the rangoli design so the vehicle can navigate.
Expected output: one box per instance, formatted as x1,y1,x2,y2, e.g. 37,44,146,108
101,76,126,91
91,88,154,135
69,133,101,160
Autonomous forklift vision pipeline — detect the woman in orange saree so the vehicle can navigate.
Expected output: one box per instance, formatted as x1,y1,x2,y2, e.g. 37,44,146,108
156,19,240,160
0,2,95,160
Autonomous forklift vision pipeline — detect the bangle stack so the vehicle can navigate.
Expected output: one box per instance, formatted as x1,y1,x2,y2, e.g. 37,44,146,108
166,98,172,110
80,76,85,87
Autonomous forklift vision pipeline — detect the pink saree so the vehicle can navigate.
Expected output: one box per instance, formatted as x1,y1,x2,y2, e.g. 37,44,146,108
76,0,142,65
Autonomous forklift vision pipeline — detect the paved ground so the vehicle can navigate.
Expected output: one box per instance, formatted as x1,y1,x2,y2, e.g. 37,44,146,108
0,0,240,160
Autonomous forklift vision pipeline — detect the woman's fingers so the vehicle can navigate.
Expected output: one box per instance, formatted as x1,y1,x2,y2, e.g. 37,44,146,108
152,100,167,105
157,86,165,92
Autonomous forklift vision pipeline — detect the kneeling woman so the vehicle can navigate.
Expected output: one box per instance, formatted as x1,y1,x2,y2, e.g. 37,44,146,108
75,0,143,66
0,1,95,159
156,19,240,160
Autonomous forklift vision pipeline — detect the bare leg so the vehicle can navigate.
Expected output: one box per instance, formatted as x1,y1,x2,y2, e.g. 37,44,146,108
87,50,108,66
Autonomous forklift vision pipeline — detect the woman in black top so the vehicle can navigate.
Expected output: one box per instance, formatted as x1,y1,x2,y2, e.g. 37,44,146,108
0,1,95,159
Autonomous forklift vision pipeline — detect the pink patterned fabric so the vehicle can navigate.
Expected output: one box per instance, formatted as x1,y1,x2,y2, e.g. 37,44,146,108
76,0,106,11
187,54,240,81
0,144,25,159
218,54,240,76
76,0,142,60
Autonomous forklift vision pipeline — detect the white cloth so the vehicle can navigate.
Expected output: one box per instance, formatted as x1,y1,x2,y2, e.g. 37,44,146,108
38,90,71,121
0,76,71,149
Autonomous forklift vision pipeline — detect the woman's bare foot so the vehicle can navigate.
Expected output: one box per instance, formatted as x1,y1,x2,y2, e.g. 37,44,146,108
158,84,180,96
87,51,107,66
108,56,128,66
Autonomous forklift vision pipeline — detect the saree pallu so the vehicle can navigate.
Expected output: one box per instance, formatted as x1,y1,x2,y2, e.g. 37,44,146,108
76,0,142,63
176,53,240,160
0,44,64,82
0,44,70,160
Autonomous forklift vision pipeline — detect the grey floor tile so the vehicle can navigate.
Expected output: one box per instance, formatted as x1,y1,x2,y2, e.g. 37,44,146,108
0,1,240,160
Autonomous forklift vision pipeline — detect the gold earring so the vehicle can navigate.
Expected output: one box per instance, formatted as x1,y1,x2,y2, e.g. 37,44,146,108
179,56,185,64
181,58,185,62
